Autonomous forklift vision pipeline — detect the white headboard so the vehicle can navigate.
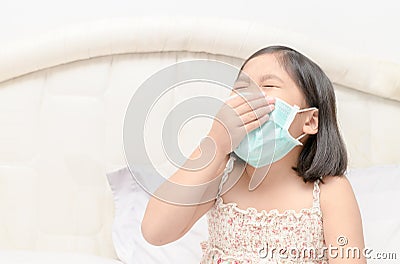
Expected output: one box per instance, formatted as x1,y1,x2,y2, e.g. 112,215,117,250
0,17,399,258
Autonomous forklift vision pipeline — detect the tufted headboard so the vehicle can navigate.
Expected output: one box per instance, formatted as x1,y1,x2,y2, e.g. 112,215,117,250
0,17,399,259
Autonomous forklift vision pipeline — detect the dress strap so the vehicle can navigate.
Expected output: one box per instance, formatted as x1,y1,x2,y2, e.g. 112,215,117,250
216,153,236,199
312,178,322,209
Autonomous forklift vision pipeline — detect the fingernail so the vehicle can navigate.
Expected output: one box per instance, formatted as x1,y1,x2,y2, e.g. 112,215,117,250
265,97,275,103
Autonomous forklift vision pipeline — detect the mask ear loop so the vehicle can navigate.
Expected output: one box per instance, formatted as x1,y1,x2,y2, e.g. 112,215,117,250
296,133,308,141
216,153,236,199
298,106,318,113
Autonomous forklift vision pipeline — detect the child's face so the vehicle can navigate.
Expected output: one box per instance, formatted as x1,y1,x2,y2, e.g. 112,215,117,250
240,53,307,108
237,53,313,140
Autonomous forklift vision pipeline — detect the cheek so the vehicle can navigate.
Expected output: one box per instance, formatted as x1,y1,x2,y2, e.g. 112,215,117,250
260,87,284,98
287,115,304,138
261,88,305,107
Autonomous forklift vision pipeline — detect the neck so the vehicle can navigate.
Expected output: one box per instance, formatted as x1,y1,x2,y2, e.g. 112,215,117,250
244,145,303,190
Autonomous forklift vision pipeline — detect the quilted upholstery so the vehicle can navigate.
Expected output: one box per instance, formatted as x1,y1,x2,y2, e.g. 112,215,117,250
0,17,399,258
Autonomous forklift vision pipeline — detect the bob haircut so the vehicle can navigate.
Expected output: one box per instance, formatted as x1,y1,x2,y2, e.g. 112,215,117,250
237,45,348,183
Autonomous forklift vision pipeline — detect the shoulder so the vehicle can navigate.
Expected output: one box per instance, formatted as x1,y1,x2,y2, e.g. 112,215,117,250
319,174,353,194
318,175,366,262
319,175,359,213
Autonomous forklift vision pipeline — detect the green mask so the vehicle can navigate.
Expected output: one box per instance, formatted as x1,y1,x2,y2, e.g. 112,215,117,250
233,97,317,168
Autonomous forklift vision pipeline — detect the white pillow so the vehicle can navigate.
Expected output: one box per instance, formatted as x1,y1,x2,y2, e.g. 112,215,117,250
346,164,400,255
106,166,208,264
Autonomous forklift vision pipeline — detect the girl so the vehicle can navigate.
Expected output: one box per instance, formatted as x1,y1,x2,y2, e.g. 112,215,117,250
142,46,366,263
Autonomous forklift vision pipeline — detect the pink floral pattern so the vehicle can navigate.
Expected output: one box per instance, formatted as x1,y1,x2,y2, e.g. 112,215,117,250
200,179,329,263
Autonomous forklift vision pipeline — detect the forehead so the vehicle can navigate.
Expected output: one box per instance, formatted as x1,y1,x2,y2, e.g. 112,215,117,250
237,53,307,108
240,53,294,84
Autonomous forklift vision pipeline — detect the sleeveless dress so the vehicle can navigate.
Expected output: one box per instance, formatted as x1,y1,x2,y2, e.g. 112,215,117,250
199,156,329,264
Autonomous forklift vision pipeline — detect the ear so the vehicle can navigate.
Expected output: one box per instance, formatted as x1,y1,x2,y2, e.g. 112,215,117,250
303,109,318,135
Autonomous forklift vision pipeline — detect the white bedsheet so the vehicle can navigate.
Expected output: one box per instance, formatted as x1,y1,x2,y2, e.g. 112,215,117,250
347,164,400,262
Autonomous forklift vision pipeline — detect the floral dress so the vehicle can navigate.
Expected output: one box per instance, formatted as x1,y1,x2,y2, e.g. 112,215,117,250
199,156,329,263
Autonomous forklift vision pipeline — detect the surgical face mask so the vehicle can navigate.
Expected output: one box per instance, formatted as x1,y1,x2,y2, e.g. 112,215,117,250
233,97,317,168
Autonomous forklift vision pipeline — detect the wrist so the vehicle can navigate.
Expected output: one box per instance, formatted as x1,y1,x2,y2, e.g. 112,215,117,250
205,131,231,157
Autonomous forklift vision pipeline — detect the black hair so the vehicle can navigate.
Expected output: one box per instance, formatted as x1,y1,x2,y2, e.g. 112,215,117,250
238,45,347,183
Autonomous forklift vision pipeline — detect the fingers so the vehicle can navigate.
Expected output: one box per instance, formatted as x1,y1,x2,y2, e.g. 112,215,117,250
243,111,270,133
226,90,268,108
222,91,275,130
235,96,275,116
211,90,275,153
239,104,275,125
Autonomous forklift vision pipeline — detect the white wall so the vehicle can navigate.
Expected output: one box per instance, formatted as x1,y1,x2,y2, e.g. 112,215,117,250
1,0,399,64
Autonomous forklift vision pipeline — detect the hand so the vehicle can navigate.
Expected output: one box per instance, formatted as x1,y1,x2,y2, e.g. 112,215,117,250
207,89,275,156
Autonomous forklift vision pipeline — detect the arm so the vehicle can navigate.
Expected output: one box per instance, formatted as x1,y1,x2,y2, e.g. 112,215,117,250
141,137,229,246
320,175,367,264
141,91,275,246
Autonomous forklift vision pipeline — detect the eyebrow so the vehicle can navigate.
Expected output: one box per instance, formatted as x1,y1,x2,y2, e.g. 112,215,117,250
259,73,284,83
235,73,284,84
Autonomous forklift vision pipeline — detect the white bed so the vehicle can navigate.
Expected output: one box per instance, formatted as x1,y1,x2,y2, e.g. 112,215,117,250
0,17,399,263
